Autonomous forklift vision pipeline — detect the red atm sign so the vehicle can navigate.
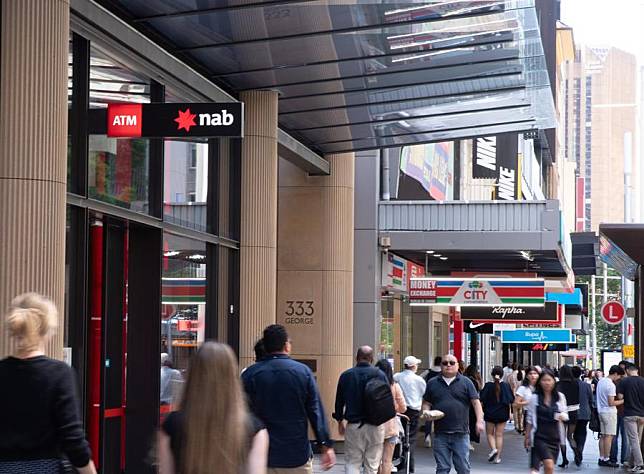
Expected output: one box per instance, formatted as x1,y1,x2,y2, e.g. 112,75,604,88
107,103,142,137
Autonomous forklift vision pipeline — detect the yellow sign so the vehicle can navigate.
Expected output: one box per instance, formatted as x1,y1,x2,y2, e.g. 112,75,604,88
623,345,635,359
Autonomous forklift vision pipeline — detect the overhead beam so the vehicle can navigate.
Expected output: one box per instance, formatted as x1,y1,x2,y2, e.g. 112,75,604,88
278,130,330,176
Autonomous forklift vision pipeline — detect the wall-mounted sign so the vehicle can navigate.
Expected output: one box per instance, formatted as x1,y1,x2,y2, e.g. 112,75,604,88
463,322,494,333
382,253,408,292
104,102,243,138
601,301,625,325
460,301,559,323
498,328,575,344
530,343,574,351
162,278,205,304
409,277,544,307
472,133,520,200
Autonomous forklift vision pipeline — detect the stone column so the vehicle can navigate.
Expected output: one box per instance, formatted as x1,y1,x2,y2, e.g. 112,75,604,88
239,90,278,369
0,0,69,359
277,153,355,439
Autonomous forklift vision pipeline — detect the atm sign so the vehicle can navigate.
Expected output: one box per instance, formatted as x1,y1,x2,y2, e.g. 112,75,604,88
107,103,142,137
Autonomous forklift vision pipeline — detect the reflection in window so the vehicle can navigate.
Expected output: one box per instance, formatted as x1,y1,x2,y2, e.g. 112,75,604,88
164,141,208,231
89,136,150,212
160,234,206,410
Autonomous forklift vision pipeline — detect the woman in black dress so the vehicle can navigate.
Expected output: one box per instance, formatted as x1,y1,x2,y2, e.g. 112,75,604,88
525,369,569,474
480,366,515,464
159,341,268,474
0,293,96,474
556,365,580,468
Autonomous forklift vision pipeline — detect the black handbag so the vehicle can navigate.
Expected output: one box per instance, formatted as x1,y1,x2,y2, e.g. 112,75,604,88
589,407,601,433
0,459,73,474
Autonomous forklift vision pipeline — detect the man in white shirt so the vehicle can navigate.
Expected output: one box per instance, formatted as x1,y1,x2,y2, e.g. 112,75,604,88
394,356,427,473
597,365,625,467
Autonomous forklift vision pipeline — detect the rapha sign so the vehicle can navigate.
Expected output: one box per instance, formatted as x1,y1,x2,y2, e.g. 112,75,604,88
107,102,243,138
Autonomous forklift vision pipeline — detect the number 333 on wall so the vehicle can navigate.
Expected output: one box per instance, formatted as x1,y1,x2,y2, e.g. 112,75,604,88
284,301,315,325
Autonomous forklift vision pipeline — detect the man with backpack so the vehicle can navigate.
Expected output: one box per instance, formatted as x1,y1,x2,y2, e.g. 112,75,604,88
333,346,392,474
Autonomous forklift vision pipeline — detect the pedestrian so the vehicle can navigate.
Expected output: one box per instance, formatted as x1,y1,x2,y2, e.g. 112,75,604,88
375,359,407,474
0,293,97,474
610,361,631,467
393,355,427,473
160,353,183,406
502,361,513,382
422,354,485,474
555,365,579,468
507,365,524,433
333,347,390,474
524,369,569,474
591,369,603,393
463,365,483,449
596,365,625,467
514,367,539,471
479,366,514,464
242,325,336,473
571,365,594,466
159,342,269,474
422,356,443,447
617,364,644,473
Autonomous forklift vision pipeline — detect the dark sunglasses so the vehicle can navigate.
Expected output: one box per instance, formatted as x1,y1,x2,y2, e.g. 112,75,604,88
441,360,457,366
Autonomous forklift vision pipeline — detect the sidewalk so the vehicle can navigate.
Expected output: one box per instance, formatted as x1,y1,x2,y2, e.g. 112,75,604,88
314,425,609,473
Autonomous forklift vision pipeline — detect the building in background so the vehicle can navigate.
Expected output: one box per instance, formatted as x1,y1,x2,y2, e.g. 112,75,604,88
563,46,638,231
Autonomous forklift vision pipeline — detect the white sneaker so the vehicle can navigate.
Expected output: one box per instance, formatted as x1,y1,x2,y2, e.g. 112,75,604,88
629,466,644,473
494,458,501,464
390,468,398,473
424,436,431,448
488,449,498,462
469,443,475,451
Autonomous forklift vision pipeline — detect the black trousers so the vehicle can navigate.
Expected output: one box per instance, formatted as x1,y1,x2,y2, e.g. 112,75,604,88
573,420,589,460
400,408,421,472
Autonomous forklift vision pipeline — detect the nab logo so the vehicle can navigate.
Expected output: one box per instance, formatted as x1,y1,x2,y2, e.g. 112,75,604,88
107,103,142,137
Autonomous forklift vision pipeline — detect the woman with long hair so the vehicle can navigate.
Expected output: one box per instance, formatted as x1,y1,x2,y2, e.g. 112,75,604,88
480,366,514,464
508,365,525,432
158,342,268,474
375,359,407,474
555,365,579,468
0,293,97,474
463,365,483,449
515,367,539,435
525,369,569,474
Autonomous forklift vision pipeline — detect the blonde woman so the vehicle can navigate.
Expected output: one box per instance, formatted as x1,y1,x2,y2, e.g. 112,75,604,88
159,342,269,474
0,293,96,474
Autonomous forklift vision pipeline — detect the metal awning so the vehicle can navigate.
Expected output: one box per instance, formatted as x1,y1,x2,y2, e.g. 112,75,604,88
599,224,644,281
98,0,556,154
571,231,600,276
379,199,571,277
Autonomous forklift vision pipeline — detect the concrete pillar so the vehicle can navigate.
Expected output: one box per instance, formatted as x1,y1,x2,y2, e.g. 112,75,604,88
0,0,69,359
277,153,355,439
239,90,278,368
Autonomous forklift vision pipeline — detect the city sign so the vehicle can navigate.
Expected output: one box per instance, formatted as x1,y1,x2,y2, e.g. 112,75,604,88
105,102,243,138
460,301,559,323
498,328,575,344
601,301,625,325
409,277,544,307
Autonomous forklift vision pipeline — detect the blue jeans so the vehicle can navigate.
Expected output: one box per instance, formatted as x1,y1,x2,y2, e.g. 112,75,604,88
610,415,630,463
432,432,471,474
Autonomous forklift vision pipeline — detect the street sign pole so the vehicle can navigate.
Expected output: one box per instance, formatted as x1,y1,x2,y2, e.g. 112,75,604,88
591,274,597,370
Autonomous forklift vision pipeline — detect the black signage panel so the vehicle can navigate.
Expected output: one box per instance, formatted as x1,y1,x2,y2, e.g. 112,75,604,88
460,302,559,323
463,322,494,333
471,133,520,200
472,136,497,179
93,102,244,138
529,343,577,351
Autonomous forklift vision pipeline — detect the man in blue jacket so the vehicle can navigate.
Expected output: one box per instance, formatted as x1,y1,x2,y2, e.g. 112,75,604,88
242,324,336,473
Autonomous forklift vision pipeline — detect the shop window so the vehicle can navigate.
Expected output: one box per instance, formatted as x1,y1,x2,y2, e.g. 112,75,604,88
87,46,151,213
160,234,206,409
163,141,208,231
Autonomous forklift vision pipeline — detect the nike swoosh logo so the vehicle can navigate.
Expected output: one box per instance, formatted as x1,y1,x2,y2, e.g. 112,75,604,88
469,322,485,329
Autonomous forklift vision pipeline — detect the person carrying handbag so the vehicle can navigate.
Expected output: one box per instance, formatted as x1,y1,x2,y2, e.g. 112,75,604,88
0,293,96,474
375,359,407,474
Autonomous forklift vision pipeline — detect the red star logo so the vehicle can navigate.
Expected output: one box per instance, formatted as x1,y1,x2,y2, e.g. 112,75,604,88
174,108,196,132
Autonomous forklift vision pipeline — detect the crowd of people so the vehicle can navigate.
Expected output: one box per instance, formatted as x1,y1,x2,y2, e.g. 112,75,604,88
3,293,644,474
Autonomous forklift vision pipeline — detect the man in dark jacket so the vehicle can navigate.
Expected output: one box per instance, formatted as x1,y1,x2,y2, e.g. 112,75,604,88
333,346,388,474
242,324,336,473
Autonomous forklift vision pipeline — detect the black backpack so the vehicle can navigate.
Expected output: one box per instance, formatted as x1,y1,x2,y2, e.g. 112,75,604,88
363,374,396,426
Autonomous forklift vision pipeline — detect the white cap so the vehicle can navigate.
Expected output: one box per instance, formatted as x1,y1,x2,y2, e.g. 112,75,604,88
404,355,422,367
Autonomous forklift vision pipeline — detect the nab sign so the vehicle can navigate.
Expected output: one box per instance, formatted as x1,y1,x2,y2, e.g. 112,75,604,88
107,102,243,138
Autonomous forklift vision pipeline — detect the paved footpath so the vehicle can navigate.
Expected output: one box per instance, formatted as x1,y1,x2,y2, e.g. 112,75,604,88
314,425,615,473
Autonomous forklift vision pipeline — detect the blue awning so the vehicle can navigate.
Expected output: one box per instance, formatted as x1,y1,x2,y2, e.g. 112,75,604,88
546,288,582,309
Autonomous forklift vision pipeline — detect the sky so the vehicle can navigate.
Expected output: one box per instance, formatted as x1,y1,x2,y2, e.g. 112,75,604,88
560,0,644,66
